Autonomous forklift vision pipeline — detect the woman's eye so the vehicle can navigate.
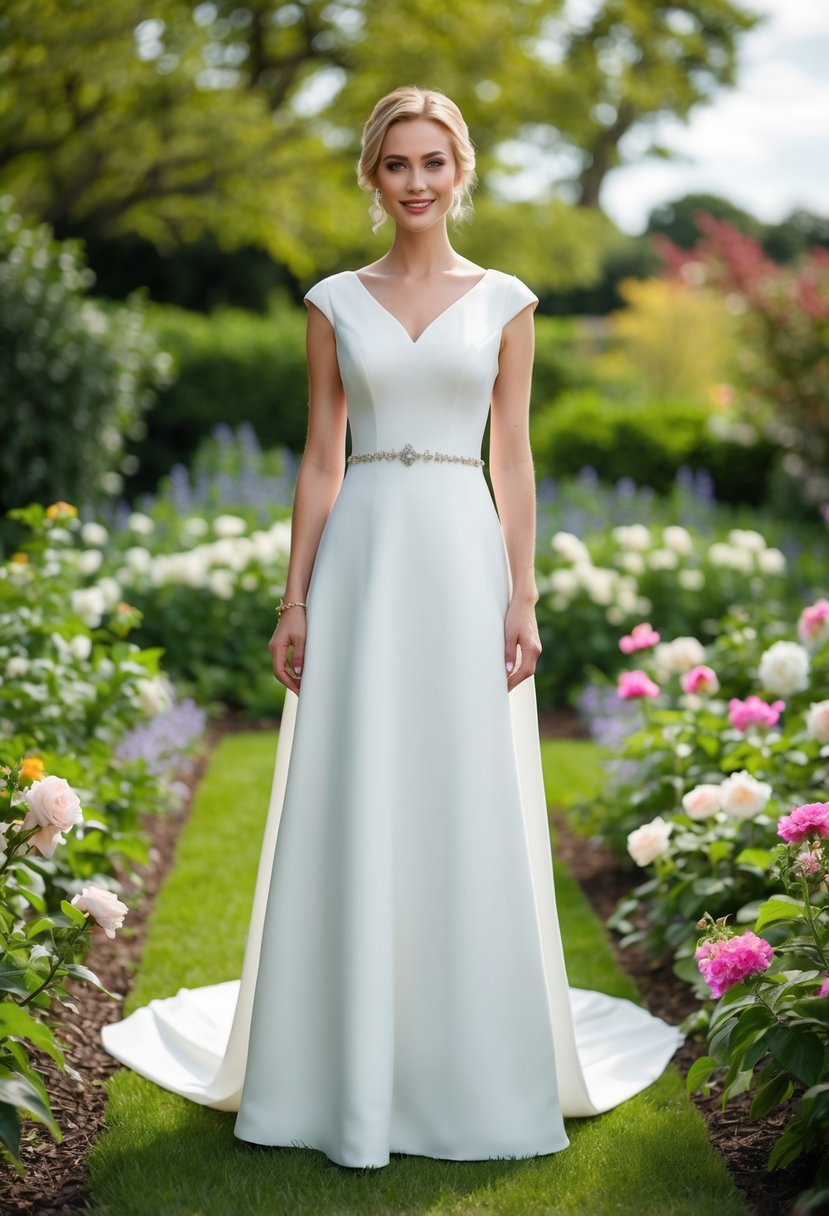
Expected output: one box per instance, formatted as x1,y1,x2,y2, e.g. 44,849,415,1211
427,160,445,168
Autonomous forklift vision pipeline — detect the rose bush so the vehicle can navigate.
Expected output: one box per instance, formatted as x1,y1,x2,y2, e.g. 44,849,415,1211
574,594,828,980
687,804,829,1209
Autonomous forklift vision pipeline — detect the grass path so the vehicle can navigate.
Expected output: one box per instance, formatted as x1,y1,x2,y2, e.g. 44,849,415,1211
88,734,744,1216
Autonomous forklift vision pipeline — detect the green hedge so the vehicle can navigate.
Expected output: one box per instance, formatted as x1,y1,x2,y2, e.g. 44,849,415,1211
126,305,587,496
530,390,779,505
126,302,309,497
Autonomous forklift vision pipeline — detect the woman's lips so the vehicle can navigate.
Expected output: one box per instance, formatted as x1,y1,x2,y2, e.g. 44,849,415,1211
401,200,435,212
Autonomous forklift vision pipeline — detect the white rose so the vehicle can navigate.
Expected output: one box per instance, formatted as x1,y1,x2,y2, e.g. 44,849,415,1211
662,526,694,555
552,531,591,564
127,512,155,535
627,817,673,867
81,521,109,547
70,586,106,628
579,566,617,606
69,635,92,662
78,549,103,576
719,771,773,820
212,514,248,538
21,776,84,857
678,569,705,591
653,636,706,681
758,641,810,696
96,577,122,609
71,885,129,938
134,677,172,717
806,700,829,744
6,656,29,678
758,548,786,575
681,784,723,820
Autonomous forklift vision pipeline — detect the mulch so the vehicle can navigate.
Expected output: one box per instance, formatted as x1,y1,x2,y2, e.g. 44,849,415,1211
1,709,819,1215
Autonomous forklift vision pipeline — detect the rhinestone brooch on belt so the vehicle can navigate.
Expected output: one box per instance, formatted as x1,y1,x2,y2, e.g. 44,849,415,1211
346,442,484,469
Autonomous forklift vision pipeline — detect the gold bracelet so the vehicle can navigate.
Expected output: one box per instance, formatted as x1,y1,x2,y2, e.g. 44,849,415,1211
276,599,307,619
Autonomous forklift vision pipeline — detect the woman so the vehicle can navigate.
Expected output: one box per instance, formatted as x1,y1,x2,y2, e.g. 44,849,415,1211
102,85,682,1169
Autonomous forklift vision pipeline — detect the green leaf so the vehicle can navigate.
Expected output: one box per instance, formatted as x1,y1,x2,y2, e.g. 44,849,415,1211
768,1120,809,1171
63,962,115,996
59,900,88,927
0,1071,60,1140
754,898,804,933
686,1055,718,1093
0,1005,64,1067
765,1026,826,1087
0,1100,21,1162
735,848,776,871
750,1071,792,1120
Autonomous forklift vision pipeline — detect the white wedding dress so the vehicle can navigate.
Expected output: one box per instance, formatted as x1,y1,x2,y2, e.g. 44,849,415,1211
101,269,682,1168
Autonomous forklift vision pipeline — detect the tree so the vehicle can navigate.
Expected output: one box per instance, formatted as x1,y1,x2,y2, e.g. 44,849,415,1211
522,0,760,208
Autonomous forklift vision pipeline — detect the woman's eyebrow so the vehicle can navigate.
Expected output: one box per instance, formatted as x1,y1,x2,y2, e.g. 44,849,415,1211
381,151,447,161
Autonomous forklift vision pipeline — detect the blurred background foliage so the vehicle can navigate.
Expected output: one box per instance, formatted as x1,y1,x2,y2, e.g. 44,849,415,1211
1,0,827,529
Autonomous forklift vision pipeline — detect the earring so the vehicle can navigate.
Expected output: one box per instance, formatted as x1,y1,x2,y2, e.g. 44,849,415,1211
369,187,386,233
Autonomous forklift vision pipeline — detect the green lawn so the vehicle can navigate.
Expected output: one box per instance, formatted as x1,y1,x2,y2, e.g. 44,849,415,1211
87,735,744,1216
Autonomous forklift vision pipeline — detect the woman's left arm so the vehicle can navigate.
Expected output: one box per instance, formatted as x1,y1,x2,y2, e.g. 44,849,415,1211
489,303,541,692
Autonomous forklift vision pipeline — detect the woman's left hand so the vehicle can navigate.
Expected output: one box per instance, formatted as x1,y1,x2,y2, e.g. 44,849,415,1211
504,596,542,692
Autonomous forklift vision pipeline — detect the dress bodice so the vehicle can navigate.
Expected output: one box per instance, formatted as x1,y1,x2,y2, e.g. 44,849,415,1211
303,269,539,458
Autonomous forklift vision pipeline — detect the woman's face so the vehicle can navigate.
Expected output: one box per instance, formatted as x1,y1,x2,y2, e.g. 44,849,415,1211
375,118,461,231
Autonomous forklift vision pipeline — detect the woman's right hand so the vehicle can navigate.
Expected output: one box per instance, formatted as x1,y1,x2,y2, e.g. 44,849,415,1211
269,607,306,695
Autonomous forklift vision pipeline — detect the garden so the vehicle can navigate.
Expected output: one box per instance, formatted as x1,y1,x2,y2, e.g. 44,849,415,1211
2,2,829,1211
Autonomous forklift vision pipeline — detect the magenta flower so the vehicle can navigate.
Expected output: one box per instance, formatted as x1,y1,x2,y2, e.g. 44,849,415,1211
798,599,829,650
618,670,661,700
619,623,661,655
695,931,774,998
728,695,785,732
777,802,829,844
793,842,824,878
819,976,829,998
681,665,720,696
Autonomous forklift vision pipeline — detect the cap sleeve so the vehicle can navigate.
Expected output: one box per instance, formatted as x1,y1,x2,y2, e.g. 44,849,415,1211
502,275,539,326
303,277,334,326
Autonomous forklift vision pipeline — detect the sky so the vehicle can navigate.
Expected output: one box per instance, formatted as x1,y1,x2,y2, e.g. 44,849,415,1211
600,0,829,233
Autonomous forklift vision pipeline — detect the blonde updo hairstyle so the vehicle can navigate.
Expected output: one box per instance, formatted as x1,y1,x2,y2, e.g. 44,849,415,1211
357,86,477,234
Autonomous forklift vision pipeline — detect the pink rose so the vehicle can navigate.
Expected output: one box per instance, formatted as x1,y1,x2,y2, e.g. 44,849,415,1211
619,623,661,655
799,600,829,651
681,665,720,696
819,976,829,998
793,842,824,879
618,670,660,700
777,802,829,844
627,816,672,866
21,776,83,858
71,885,129,939
728,695,785,732
695,931,774,998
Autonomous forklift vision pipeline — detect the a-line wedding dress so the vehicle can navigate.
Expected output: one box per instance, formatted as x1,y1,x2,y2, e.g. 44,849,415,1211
101,268,683,1169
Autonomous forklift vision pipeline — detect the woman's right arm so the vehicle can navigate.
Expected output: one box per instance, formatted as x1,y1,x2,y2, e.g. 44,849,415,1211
269,301,347,694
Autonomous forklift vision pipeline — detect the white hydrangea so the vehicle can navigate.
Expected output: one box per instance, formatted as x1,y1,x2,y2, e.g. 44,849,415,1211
70,587,106,629
134,677,172,717
182,517,209,540
552,531,591,564
758,548,786,575
125,546,153,574
662,526,694,555
728,528,767,552
612,524,652,552
77,549,103,576
653,636,706,681
648,548,679,571
127,512,155,535
212,514,248,538
678,569,705,591
81,521,109,548
69,635,92,662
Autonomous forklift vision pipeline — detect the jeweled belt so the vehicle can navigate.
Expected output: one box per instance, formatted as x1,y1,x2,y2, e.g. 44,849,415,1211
346,442,484,469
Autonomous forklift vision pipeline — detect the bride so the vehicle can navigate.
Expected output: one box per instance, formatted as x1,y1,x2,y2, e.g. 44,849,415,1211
102,84,682,1169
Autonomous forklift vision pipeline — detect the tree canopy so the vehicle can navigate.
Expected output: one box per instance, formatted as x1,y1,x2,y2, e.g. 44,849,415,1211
0,0,761,288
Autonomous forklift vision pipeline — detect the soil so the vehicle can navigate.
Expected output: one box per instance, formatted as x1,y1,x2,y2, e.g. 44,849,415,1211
2,708,820,1215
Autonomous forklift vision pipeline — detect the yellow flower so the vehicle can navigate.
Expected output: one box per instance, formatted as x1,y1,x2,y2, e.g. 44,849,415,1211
46,501,77,520
20,756,46,783
10,552,29,564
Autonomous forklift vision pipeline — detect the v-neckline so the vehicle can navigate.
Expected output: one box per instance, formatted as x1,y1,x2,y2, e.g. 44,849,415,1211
351,268,492,345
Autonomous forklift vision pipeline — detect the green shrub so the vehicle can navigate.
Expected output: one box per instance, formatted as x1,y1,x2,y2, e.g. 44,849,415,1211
531,390,779,505
0,197,165,525
128,301,308,496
